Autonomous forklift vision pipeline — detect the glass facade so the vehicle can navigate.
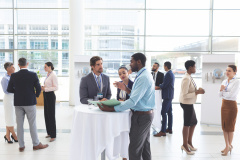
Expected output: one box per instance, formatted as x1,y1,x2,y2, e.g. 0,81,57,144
0,0,240,102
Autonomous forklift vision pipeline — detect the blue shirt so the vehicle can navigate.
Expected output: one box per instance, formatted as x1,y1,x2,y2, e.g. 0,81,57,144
1,73,11,94
114,67,155,112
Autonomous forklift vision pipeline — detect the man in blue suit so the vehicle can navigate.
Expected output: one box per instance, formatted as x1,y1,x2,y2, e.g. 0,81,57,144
154,61,175,137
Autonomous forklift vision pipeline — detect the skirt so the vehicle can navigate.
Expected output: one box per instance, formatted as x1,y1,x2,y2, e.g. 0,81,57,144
221,99,238,132
3,93,15,126
180,103,198,126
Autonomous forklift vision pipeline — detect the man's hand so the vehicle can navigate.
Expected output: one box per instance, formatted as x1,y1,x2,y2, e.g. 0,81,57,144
155,86,161,90
41,86,45,91
220,85,226,91
99,98,108,102
97,103,115,112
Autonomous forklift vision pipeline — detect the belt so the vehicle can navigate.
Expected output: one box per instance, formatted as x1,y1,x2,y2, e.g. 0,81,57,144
131,109,153,115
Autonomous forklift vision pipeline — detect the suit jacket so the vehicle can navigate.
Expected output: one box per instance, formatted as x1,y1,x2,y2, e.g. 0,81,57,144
7,69,41,106
152,71,164,86
80,72,112,104
159,70,175,100
116,79,134,101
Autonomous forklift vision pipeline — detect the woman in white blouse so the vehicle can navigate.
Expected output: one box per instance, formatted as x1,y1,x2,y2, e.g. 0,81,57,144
219,65,240,156
41,62,58,142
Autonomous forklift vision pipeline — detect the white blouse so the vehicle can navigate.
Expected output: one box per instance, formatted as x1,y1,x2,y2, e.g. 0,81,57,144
44,71,58,92
219,78,240,101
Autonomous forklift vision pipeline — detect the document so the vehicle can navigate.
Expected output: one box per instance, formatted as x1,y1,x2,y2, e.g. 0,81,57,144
88,99,121,107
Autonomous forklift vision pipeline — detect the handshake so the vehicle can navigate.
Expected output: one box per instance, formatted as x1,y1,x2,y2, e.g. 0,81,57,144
196,87,205,95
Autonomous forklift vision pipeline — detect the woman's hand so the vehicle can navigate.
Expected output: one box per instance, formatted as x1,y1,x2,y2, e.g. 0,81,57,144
119,99,125,102
113,81,127,91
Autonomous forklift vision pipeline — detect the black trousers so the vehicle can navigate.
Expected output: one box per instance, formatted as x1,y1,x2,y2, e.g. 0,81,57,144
43,91,56,138
129,112,154,160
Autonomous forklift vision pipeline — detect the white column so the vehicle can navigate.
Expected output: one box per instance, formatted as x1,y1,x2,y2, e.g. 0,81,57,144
69,0,85,105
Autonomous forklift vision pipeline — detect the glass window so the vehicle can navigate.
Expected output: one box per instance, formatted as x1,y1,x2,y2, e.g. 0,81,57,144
146,37,209,51
85,10,144,36
213,10,240,36
17,10,69,35
17,0,69,8
214,0,240,9
0,35,13,49
0,0,12,8
85,0,144,9
0,10,13,34
146,0,210,9
146,10,209,36
0,52,13,76
212,37,240,51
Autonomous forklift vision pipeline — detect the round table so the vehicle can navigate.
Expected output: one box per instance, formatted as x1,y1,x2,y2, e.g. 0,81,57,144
70,105,131,160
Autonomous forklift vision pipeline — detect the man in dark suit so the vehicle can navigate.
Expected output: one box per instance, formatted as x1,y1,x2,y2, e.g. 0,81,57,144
7,58,48,152
154,61,175,137
80,56,112,104
151,62,164,90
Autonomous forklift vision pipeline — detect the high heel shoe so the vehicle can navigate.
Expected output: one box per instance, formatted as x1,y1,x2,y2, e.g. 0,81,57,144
221,147,232,156
4,136,13,144
181,145,195,155
221,145,233,153
188,144,197,151
11,135,18,142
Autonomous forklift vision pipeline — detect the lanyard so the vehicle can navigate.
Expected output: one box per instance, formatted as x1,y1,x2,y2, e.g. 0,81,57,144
94,73,102,91
44,72,52,84
134,69,146,82
225,77,235,91
190,76,197,90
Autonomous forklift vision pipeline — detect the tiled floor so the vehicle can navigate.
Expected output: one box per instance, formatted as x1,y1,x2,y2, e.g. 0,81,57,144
0,102,240,160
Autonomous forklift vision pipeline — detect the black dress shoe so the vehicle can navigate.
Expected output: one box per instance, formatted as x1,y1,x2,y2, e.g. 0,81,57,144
166,129,173,134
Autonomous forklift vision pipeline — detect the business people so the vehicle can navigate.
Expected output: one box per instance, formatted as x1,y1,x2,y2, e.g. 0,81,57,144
179,60,205,155
117,66,133,101
154,62,175,137
80,56,112,104
1,62,18,143
41,62,58,142
219,65,240,156
152,62,164,90
7,58,48,152
98,53,155,160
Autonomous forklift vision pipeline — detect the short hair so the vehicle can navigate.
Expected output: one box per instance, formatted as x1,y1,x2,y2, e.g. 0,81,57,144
4,62,13,71
164,61,171,69
131,53,146,67
45,62,54,70
90,56,103,70
154,62,160,67
228,65,237,72
18,58,27,66
185,60,196,70
118,66,128,71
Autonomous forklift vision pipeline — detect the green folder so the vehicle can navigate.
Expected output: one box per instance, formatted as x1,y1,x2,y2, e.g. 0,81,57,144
88,99,121,107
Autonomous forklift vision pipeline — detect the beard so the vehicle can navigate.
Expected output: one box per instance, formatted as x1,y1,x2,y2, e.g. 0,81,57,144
152,68,156,72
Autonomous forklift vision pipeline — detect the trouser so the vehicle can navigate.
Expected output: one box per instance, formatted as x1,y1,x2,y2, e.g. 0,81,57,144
15,105,40,148
129,112,154,160
161,99,173,133
43,91,56,138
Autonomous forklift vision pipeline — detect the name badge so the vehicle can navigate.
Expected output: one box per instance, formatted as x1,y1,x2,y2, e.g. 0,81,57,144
97,92,103,99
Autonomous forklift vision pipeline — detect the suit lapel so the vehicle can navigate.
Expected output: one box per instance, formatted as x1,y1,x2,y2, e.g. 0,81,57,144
89,73,99,91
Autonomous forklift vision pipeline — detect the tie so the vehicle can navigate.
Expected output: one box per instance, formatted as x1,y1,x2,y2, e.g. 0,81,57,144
153,73,155,81
97,76,101,88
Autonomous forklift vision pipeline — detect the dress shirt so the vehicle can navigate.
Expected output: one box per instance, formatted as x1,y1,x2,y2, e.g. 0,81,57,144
114,67,155,112
1,73,11,94
44,71,58,92
219,78,240,101
179,73,197,104
92,72,103,92
119,89,127,100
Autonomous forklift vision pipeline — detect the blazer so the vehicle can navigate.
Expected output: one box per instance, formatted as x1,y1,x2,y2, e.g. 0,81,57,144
7,69,41,106
80,72,112,104
159,70,175,100
179,73,197,104
116,79,134,101
152,71,164,86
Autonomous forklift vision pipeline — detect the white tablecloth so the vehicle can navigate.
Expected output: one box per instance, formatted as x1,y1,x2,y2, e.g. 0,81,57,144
152,90,162,132
70,105,131,160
